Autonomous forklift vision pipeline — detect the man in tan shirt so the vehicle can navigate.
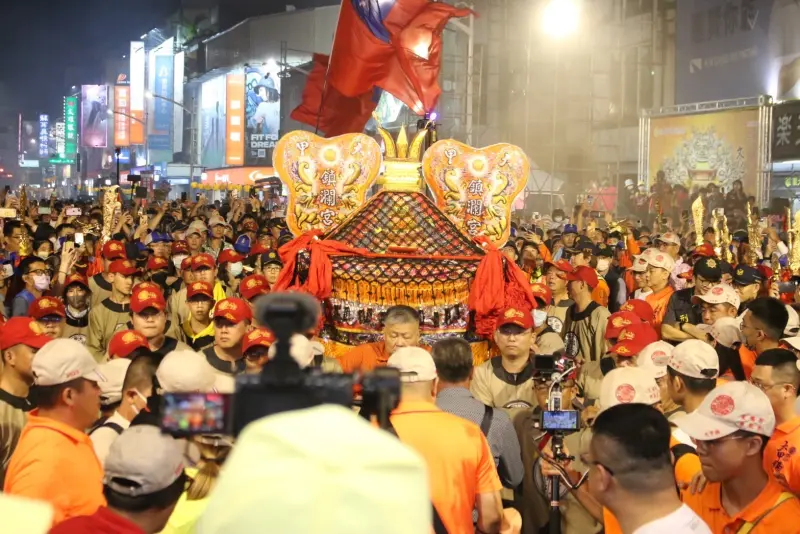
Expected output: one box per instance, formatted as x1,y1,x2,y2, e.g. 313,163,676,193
87,259,138,361
89,240,126,308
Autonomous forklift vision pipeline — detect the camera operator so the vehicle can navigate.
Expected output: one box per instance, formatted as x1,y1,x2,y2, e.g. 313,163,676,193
432,337,523,490
388,346,504,534
516,360,599,534
587,403,711,533
471,307,538,411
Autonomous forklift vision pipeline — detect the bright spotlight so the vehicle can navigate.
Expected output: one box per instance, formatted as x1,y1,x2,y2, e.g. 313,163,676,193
106,109,113,116
541,0,580,38
145,91,154,99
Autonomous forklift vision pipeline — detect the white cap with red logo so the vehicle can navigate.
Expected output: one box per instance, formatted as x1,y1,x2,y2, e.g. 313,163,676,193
629,255,649,273
674,381,775,440
598,367,661,412
644,251,676,272
691,284,741,309
635,341,673,379
655,232,681,246
667,339,719,379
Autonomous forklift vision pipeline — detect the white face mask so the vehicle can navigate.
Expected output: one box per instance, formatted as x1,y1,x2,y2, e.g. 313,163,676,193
173,255,188,270
33,274,51,291
228,262,243,277
533,309,548,328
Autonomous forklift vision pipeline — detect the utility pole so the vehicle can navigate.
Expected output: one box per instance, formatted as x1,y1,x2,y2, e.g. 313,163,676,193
115,147,121,185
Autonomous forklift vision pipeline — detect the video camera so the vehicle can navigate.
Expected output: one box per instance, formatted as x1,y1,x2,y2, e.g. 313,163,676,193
160,292,402,437
532,354,580,436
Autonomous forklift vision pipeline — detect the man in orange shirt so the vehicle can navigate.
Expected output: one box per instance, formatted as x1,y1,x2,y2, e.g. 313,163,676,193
642,248,675,336
387,346,503,534
676,382,800,533
339,305,421,373
751,348,800,493
4,338,107,525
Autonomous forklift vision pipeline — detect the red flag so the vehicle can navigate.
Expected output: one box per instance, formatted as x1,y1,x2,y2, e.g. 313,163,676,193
384,3,474,113
290,54,378,137
327,0,429,97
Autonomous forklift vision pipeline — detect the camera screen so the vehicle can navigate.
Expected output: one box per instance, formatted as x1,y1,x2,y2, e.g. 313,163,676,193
533,355,556,372
542,410,580,432
161,393,231,435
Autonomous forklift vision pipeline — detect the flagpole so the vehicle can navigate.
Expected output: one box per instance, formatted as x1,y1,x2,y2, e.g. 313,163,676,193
315,0,348,135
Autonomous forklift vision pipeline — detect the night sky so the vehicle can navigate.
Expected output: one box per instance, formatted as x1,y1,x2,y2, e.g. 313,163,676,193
0,0,175,118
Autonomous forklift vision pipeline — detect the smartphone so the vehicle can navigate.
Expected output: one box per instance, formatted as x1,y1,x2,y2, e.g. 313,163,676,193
196,194,201,202
181,192,187,202
160,392,232,436
66,207,81,217
586,195,594,204
38,207,52,215
759,217,769,230
74,233,84,246
779,281,799,294
63,241,75,255
140,215,149,228
0,208,17,218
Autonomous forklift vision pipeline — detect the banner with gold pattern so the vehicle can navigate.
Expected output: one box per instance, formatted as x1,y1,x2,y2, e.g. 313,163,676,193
273,131,382,235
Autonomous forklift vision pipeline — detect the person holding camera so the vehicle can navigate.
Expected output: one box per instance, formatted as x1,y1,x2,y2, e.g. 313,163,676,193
51,425,188,534
388,346,504,534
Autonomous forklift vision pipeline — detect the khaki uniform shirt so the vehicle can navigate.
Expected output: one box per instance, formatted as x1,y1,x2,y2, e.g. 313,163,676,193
0,389,33,488
88,274,112,309
62,314,90,345
87,299,131,362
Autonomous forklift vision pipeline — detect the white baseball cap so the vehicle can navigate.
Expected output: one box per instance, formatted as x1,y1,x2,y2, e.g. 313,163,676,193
208,216,230,228
785,305,800,337
104,425,185,497
156,350,217,393
709,317,744,349
635,341,674,379
655,232,681,246
97,358,131,406
691,284,740,309
268,334,314,369
387,347,437,383
674,381,775,440
783,335,800,353
598,367,661,412
196,405,430,534
629,255,649,273
644,250,676,272
32,339,106,386
187,220,208,236
667,339,719,379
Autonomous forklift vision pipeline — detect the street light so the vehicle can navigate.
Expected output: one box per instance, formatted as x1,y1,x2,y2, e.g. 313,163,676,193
541,0,580,38
107,108,146,125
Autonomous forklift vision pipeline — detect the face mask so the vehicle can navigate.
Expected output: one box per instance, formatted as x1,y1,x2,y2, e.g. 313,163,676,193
533,309,548,328
33,274,50,291
67,294,88,311
596,258,610,273
173,255,188,270
554,216,563,223
228,262,243,277
36,252,49,260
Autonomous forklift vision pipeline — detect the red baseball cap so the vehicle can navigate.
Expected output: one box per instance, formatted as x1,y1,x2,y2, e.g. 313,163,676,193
64,273,89,291
29,297,66,320
239,274,270,301
218,249,245,264
242,220,259,232
190,253,216,271
530,283,552,307
609,322,660,358
0,317,53,350
605,311,642,340
213,297,253,324
172,240,189,255
692,243,717,258
146,256,170,271
243,328,276,353
565,265,599,289
544,259,574,275
496,307,534,330
109,259,140,276
130,285,167,314
186,281,214,300
108,329,150,359
250,243,270,257
180,256,193,271
103,240,127,261
619,299,655,325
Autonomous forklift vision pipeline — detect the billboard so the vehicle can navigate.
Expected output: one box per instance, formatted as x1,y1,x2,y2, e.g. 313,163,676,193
55,121,65,156
114,85,130,147
80,85,108,148
648,108,759,194
204,166,275,186
173,51,185,153
200,76,227,168
226,73,245,166
130,41,146,144
64,96,78,159
149,54,174,151
676,0,800,103
245,65,281,165
38,114,49,157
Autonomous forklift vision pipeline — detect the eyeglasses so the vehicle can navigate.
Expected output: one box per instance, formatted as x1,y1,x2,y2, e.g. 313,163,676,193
26,269,48,276
749,378,793,393
691,434,748,451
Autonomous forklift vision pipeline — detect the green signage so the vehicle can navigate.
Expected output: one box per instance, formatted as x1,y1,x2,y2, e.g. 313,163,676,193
49,157,75,165
64,96,78,159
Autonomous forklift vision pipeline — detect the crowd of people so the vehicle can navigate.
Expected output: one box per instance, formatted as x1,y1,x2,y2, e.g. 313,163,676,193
1,190,800,534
